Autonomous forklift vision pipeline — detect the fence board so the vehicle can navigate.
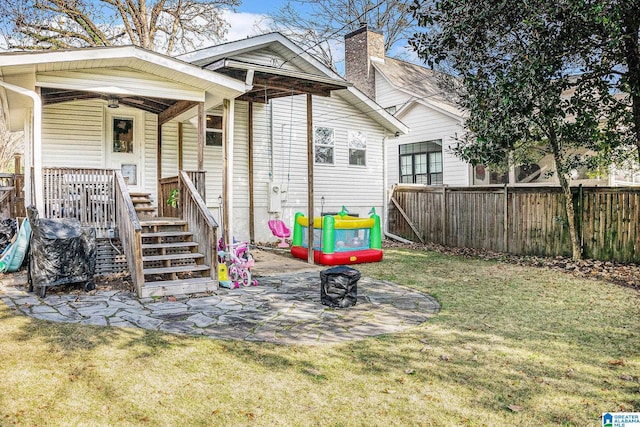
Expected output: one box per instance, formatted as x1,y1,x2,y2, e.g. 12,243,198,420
389,185,640,262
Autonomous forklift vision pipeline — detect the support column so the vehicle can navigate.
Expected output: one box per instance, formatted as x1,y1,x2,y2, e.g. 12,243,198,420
222,99,235,245
306,94,314,264
197,102,205,171
248,102,255,243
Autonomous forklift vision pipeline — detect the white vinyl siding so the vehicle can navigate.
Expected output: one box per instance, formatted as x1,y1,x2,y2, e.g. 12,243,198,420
160,122,179,178
42,101,105,168
143,112,158,203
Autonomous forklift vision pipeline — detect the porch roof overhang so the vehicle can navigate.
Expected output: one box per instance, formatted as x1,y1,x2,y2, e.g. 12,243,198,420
0,45,250,130
205,59,350,103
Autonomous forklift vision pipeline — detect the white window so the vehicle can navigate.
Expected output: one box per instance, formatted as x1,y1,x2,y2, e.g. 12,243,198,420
314,126,334,164
206,114,223,146
348,130,367,166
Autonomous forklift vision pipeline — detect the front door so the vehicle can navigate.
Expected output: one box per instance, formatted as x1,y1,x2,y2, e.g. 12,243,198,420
105,107,145,192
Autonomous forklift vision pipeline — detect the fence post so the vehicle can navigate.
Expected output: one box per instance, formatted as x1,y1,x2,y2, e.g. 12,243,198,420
441,185,447,246
578,184,584,251
503,185,509,253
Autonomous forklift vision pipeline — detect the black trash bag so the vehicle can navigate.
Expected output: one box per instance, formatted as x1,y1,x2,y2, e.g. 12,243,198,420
0,217,17,252
27,207,96,295
320,266,361,308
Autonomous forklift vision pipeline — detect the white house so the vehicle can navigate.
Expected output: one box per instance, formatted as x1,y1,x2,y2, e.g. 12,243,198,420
344,26,470,188
0,33,407,297
343,25,640,188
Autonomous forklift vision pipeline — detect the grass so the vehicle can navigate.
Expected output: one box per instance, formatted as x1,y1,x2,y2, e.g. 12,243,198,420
1,248,639,426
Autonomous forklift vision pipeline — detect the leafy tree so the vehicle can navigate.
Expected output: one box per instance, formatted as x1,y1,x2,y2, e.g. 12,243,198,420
0,0,239,55
584,1,640,166
266,0,418,70
410,0,633,260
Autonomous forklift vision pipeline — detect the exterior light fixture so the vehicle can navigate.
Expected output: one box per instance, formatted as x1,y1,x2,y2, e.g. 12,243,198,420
107,96,119,108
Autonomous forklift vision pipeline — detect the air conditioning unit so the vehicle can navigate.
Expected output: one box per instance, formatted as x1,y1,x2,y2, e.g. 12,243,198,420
268,181,282,213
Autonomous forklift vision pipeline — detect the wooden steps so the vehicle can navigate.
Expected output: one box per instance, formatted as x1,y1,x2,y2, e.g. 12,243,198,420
138,218,217,298
130,192,157,218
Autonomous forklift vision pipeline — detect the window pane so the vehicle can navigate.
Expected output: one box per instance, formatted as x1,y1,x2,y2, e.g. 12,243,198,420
314,127,334,146
206,131,222,146
315,146,334,164
113,118,134,153
415,174,429,184
414,154,427,174
429,151,443,173
348,130,367,149
430,173,443,185
349,149,366,166
206,115,222,130
400,155,412,175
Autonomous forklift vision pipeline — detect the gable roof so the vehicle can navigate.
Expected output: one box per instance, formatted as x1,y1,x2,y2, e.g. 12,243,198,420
179,33,408,135
372,57,465,120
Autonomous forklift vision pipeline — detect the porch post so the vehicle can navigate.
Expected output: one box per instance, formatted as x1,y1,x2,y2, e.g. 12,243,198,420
248,101,255,243
197,102,205,171
222,99,235,245
306,94,314,264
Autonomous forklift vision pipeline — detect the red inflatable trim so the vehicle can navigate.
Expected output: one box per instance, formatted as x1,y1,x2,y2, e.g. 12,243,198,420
291,246,383,265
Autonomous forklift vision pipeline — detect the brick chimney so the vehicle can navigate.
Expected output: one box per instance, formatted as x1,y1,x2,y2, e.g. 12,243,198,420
344,24,385,99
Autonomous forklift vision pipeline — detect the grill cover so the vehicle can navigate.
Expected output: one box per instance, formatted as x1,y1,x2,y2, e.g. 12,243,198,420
320,266,361,308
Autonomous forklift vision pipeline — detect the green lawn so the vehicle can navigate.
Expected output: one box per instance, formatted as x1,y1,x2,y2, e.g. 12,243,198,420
1,248,638,426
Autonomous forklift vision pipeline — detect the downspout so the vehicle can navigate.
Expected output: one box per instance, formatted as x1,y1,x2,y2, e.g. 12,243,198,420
0,80,43,214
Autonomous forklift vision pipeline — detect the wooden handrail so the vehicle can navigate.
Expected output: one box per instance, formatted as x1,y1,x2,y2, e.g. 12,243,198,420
179,171,217,280
114,170,144,296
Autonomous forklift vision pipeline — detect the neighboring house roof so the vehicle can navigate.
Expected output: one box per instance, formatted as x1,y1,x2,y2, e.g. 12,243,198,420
372,57,465,120
179,33,409,135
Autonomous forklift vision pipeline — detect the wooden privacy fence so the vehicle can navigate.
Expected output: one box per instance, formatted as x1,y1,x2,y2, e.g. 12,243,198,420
388,185,640,263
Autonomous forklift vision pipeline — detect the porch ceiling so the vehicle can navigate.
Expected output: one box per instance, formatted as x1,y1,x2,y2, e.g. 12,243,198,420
40,87,195,116
205,59,349,103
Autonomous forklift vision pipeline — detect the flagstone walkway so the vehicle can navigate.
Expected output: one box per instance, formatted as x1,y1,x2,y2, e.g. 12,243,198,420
0,272,440,345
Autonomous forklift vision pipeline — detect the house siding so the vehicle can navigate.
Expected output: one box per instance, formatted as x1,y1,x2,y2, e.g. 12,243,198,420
42,101,105,167
376,71,470,187
41,99,160,201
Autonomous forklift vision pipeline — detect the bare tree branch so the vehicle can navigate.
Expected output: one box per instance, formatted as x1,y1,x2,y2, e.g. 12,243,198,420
0,0,239,54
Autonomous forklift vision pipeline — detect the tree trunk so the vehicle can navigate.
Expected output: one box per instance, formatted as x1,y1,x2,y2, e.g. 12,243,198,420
549,132,582,260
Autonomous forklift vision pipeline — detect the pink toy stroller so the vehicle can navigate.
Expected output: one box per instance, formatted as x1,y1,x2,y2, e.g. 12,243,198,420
268,219,291,248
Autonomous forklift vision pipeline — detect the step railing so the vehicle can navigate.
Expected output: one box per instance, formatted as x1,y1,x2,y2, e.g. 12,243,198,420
179,171,217,280
114,170,144,296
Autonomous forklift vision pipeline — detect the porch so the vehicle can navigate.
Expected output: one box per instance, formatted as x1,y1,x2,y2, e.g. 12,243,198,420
40,167,217,298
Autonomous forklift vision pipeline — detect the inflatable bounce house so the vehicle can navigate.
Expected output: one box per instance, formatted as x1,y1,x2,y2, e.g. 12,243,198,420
291,207,383,265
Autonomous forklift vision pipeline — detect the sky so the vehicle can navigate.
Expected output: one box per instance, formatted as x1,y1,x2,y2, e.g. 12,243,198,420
223,0,420,72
